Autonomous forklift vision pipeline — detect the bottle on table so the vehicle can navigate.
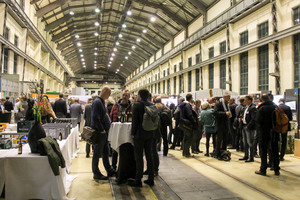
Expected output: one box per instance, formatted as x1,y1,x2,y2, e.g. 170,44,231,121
58,129,63,141
18,138,22,154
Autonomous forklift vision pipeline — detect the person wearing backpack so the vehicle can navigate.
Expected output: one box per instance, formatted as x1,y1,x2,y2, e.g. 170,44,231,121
129,89,158,187
255,94,280,176
155,97,172,156
278,98,292,161
180,94,197,157
170,97,185,150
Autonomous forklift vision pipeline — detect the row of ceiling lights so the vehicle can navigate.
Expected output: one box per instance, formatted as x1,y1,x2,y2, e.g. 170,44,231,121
84,81,117,84
69,7,156,73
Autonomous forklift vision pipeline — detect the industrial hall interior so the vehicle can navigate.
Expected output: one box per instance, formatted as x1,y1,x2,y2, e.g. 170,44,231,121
1,0,300,200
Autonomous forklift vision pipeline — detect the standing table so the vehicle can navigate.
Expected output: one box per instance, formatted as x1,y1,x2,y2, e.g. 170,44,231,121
108,122,136,182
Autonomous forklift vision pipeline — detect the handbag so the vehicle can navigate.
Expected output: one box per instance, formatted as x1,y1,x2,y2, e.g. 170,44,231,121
81,126,99,145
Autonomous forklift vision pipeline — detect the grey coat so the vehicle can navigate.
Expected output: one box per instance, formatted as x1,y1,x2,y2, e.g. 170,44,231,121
70,103,83,123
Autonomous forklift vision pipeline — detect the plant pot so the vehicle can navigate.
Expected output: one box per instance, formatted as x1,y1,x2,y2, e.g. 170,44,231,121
27,121,46,153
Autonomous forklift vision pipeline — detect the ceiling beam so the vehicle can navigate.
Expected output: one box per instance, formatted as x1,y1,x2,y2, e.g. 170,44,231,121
50,18,97,34
187,0,207,14
36,0,72,18
42,3,96,22
125,27,164,48
135,0,187,28
168,0,196,18
45,12,95,31
31,0,42,4
53,27,95,43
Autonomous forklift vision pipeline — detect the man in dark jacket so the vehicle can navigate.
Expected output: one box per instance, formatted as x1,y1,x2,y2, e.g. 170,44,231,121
110,90,132,170
170,97,185,149
235,97,245,151
278,98,293,161
155,97,171,156
84,98,93,158
129,89,155,187
4,97,13,123
91,86,114,180
53,94,67,118
239,95,257,162
180,94,197,157
228,98,237,149
213,93,231,159
255,94,279,176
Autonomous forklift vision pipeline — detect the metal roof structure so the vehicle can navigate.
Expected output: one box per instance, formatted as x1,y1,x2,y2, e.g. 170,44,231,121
31,0,217,84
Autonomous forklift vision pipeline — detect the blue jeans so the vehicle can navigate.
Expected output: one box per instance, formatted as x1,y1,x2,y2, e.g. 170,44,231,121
92,133,112,175
242,127,255,159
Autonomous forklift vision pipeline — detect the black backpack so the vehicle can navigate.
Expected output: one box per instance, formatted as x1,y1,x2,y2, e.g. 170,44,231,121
161,106,172,126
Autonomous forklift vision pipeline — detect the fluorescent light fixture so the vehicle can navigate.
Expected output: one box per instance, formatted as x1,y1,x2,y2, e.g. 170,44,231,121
118,34,123,38
150,17,156,22
115,72,118,74
109,61,112,64
81,58,85,61
94,52,98,55
110,57,114,60
79,49,82,52
82,62,85,65
94,32,99,36
69,11,74,15
83,65,86,68
94,67,97,69
94,47,98,50
112,53,115,56
116,42,120,45
95,22,99,26
117,69,119,71
113,48,117,51
95,8,100,13
125,56,128,59
94,61,97,63
80,54,83,57
77,42,81,46
122,24,127,28
127,11,132,15
128,51,132,55
136,38,141,42
75,34,79,38
142,29,147,33
120,64,123,66
132,46,136,49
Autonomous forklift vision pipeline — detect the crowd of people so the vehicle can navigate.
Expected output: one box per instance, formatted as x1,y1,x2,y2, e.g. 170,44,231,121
0,87,293,187
86,87,293,188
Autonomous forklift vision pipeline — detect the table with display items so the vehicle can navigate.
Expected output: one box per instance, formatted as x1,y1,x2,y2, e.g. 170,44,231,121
0,126,80,200
108,122,136,182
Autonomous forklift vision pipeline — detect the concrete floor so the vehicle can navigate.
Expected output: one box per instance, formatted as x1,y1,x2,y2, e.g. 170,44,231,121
68,140,300,200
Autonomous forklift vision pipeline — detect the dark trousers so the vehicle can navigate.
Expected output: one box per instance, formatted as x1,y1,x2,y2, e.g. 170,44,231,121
229,121,237,148
215,125,228,157
260,130,280,173
117,143,136,181
182,129,193,156
161,126,168,156
112,150,118,170
236,125,244,151
205,132,216,153
192,127,202,152
86,143,92,156
92,133,112,175
152,137,159,172
134,134,154,181
253,131,260,155
280,132,287,159
168,128,174,144
242,127,255,159
171,121,181,148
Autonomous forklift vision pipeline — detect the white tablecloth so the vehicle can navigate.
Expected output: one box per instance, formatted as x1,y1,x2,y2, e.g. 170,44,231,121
0,126,79,200
108,122,133,153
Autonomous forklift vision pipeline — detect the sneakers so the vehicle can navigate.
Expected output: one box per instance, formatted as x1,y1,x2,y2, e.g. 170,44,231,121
144,179,154,186
255,170,266,176
93,174,108,180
